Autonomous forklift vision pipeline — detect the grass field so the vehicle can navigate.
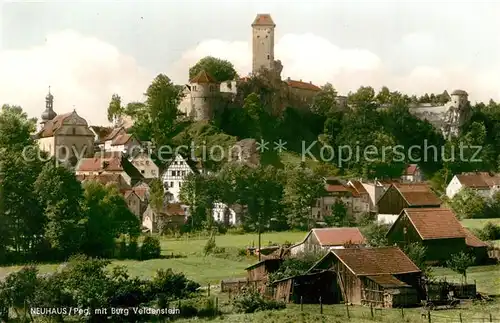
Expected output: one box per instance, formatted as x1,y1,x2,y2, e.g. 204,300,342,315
0,219,497,285
460,218,500,230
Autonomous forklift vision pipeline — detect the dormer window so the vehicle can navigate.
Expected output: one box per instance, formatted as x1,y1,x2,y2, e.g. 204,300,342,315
192,86,197,91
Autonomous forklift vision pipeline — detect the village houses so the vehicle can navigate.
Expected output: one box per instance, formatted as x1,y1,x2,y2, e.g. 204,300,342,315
376,183,442,224
400,164,423,183
446,172,500,199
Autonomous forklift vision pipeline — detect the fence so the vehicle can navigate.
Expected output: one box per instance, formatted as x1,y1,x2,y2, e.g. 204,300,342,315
220,278,261,293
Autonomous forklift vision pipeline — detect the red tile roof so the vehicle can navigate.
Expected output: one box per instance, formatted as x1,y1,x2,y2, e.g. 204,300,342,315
103,127,124,141
463,227,488,247
286,79,321,92
405,164,419,176
332,247,421,276
312,227,366,246
251,14,275,26
393,183,441,206
159,203,185,216
402,208,465,240
77,156,125,172
76,173,131,190
457,172,500,189
190,70,217,84
325,184,349,193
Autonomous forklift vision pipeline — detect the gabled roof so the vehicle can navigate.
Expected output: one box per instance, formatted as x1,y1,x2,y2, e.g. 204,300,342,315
330,247,421,276
455,172,500,189
151,202,186,216
90,126,114,143
405,164,419,176
129,151,164,169
190,70,217,84
124,189,140,200
395,208,465,240
310,227,366,247
103,127,125,141
112,133,136,146
348,180,369,195
164,154,202,174
391,183,441,206
251,14,275,27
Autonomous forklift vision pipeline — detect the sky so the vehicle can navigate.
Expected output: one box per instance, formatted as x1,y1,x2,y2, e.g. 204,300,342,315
1,0,500,126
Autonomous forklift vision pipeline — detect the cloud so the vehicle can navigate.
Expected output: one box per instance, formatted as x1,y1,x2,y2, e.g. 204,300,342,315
170,32,500,104
0,30,153,126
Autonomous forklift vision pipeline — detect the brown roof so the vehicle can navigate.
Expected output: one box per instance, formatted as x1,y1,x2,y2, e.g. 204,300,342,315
332,247,421,276
76,154,143,180
190,70,217,84
325,184,349,193
103,127,124,141
402,208,465,240
37,112,73,138
90,126,114,142
312,227,366,246
157,203,185,216
251,14,275,26
463,227,488,247
405,164,419,176
349,180,368,195
112,133,135,146
124,189,139,199
286,79,321,92
76,173,131,190
365,275,410,288
393,183,441,206
456,172,500,189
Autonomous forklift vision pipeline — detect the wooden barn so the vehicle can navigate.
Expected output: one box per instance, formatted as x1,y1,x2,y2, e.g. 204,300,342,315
376,183,442,224
271,270,340,304
309,247,424,308
245,258,283,282
386,208,489,264
290,227,366,256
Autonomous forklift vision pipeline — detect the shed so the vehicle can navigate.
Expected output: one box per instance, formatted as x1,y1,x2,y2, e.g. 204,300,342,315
290,227,366,256
386,208,488,264
271,270,340,304
245,258,283,282
309,247,423,308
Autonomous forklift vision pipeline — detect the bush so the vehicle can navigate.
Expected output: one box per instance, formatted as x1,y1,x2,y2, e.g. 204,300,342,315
140,236,161,260
233,291,285,313
203,235,217,256
480,222,500,240
227,226,246,235
128,237,139,259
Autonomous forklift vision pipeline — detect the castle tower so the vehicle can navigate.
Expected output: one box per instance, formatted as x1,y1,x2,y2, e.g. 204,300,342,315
252,14,275,74
450,89,468,108
442,89,471,139
40,86,57,129
189,70,219,121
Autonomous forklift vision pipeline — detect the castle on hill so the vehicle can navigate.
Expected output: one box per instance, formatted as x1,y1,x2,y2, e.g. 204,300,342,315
177,14,347,121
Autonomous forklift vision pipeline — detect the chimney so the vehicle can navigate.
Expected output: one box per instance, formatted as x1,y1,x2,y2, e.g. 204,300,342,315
287,77,291,81
300,79,302,82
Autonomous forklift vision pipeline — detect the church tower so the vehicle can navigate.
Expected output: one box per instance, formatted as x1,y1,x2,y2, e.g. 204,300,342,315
252,14,275,74
40,86,57,129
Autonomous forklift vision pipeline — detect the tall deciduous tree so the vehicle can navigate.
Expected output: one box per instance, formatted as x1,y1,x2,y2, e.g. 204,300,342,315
107,94,123,123
311,83,338,116
284,165,325,230
81,182,140,257
0,105,37,152
189,56,238,82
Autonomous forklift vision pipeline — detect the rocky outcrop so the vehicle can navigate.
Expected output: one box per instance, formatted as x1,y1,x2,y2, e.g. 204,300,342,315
230,138,260,167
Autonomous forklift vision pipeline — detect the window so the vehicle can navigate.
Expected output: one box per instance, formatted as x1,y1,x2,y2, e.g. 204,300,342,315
170,181,173,187
171,171,175,176
267,55,270,59
140,170,145,174
145,161,150,165
182,171,186,176
72,128,76,135
193,86,197,91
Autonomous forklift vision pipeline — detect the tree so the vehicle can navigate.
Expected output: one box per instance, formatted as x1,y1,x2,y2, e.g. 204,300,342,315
149,179,165,212
145,74,184,146
81,182,140,257
402,242,432,277
107,94,124,123
311,83,338,115
446,252,475,284
347,86,375,106
34,162,85,258
324,200,355,227
189,56,238,83
361,223,389,247
0,105,37,152
283,165,325,230
450,188,487,219
375,86,391,104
